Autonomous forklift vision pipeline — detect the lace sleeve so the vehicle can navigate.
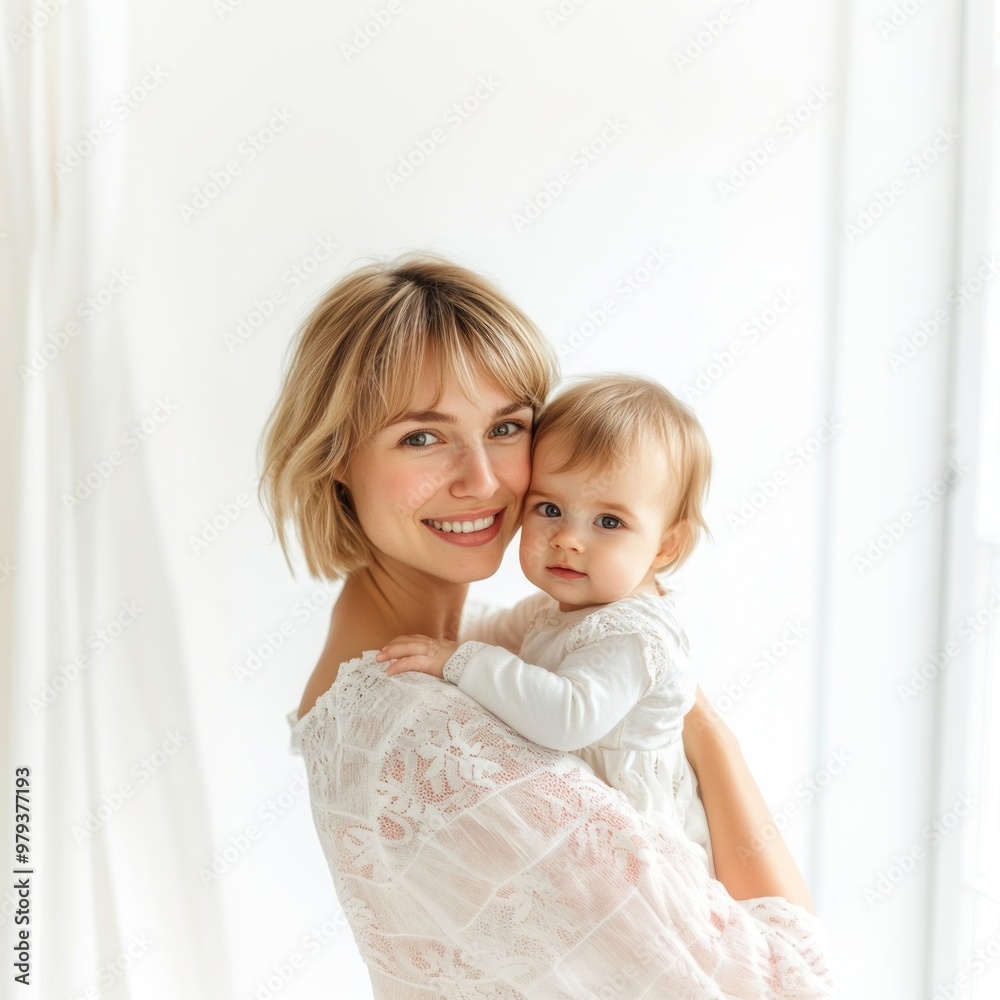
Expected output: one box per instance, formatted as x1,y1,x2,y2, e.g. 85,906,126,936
566,595,698,729
291,653,834,998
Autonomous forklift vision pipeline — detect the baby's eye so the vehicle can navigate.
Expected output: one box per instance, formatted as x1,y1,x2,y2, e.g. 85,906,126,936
598,515,622,530
538,502,561,518
400,430,441,448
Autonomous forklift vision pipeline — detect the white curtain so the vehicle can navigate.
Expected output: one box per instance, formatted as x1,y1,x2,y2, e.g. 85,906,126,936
0,1,228,997
2,1,997,998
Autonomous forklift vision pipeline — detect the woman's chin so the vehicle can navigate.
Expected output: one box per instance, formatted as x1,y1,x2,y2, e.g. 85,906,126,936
411,515,517,584
432,551,505,584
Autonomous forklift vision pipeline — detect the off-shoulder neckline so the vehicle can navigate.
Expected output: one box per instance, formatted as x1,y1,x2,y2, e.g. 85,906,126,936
289,592,675,729
290,649,380,730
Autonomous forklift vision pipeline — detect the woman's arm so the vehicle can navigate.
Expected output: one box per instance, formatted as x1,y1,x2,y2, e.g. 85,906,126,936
683,686,816,914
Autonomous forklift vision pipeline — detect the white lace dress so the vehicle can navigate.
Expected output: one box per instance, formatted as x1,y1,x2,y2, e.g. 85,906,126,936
448,591,713,877
287,603,834,998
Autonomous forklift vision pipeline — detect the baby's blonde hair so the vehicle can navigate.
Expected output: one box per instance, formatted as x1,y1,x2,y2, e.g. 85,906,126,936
532,373,712,573
257,252,558,580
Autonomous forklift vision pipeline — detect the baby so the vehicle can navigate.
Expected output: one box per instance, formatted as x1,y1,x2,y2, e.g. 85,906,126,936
377,373,715,875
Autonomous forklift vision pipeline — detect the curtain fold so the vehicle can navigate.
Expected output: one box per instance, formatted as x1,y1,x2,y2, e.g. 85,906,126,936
0,3,228,996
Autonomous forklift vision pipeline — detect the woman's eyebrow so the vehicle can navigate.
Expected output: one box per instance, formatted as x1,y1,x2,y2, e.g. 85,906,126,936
388,401,532,427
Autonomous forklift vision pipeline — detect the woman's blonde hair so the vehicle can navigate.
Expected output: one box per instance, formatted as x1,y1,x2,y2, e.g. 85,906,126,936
532,373,712,573
257,252,558,580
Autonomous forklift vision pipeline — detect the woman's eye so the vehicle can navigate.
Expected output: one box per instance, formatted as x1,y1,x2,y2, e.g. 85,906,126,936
540,503,561,518
401,430,441,448
598,515,622,530
490,419,528,439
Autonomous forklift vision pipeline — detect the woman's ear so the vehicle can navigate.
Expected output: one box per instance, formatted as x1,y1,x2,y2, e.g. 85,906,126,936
334,479,354,513
332,455,352,499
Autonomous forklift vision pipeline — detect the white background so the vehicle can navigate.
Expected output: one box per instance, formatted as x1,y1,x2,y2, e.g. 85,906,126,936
2,1,998,998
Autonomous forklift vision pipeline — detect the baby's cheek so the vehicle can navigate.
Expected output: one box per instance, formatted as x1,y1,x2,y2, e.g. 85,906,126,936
518,520,548,559
518,526,549,583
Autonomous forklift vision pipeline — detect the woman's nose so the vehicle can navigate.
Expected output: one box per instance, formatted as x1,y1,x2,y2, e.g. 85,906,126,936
451,445,500,498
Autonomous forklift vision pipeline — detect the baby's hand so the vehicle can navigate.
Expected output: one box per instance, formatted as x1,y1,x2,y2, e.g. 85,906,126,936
375,634,459,679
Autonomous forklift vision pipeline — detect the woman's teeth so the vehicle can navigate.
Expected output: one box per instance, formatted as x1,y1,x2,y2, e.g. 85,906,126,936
428,514,495,533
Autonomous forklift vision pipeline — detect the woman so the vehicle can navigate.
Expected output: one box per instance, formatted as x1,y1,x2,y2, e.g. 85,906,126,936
259,254,832,998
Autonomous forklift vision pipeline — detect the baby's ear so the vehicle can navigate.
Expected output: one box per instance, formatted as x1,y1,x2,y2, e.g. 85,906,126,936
653,521,687,570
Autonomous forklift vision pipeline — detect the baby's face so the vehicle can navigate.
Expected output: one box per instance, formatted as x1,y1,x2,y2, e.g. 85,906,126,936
518,435,676,612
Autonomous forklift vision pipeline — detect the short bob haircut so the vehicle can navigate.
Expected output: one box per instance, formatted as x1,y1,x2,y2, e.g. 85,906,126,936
532,373,712,574
257,252,559,581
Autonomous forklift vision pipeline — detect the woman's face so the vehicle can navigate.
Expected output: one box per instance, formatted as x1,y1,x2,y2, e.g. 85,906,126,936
341,358,534,585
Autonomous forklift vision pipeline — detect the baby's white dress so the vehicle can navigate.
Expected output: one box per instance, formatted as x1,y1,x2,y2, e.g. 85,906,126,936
450,590,714,878
287,599,834,997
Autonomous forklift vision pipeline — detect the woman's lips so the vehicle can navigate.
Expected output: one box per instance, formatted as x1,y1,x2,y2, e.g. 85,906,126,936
422,509,505,547
547,565,587,580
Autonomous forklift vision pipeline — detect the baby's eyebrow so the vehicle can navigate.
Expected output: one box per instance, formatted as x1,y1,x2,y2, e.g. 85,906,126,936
600,502,637,518
525,489,556,503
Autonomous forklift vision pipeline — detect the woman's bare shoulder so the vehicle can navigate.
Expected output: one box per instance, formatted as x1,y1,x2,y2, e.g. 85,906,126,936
296,597,374,721
296,645,354,723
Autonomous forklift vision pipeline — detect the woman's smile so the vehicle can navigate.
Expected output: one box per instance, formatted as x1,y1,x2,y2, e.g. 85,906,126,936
422,508,505,546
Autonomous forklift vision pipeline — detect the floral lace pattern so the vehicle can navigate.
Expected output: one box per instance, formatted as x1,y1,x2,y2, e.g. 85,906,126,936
288,651,834,998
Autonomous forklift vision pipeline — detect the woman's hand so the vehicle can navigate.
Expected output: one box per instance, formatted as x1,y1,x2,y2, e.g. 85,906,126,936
375,635,459,679
682,684,736,775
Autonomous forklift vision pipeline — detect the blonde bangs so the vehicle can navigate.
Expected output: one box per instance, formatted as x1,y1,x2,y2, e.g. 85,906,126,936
378,295,555,431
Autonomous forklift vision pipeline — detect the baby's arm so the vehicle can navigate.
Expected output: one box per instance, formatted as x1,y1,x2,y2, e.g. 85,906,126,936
442,632,654,752
377,592,556,678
